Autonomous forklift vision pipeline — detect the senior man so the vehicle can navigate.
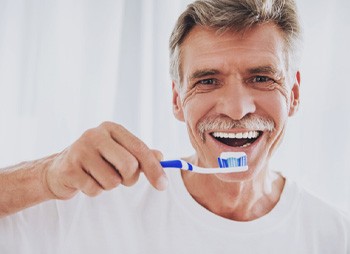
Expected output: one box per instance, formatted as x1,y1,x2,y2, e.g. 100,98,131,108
1,0,349,253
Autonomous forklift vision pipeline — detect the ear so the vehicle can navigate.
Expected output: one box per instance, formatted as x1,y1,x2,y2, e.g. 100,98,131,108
288,71,301,117
172,81,185,122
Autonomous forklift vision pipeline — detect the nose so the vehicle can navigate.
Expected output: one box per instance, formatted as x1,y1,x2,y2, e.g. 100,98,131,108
215,82,256,120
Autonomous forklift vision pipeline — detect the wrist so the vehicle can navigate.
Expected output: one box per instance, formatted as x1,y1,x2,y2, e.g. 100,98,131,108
39,153,61,200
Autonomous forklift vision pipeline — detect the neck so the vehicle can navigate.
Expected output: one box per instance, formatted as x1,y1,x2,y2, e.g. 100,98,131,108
181,162,285,221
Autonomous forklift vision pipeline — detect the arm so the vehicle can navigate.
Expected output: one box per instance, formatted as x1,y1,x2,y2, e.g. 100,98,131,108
0,156,57,218
0,122,167,218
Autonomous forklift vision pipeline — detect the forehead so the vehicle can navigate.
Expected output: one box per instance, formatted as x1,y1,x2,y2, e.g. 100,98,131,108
180,23,287,81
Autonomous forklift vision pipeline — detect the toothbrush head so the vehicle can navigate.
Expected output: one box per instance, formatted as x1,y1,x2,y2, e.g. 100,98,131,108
160,152,248,174
217,152,248,172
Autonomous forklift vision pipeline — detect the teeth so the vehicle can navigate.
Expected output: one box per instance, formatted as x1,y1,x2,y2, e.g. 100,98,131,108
212,131,260,139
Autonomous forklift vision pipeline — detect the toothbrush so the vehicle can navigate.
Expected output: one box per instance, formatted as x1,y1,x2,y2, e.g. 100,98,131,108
160,152,248,174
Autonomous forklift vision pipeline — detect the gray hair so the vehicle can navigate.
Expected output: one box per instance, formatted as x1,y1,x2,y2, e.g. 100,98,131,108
169,0,303,84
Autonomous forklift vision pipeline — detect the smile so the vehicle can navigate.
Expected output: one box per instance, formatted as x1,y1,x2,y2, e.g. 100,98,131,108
210,131,262,148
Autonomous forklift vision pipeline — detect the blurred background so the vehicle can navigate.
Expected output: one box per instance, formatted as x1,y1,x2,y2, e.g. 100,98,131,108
0,0,349,213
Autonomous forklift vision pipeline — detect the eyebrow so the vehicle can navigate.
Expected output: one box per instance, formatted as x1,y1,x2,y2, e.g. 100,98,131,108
188,69,220,81
187,66,282,82
246,66,280,76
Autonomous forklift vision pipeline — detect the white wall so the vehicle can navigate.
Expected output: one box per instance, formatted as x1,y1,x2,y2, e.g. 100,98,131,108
0,0,349,213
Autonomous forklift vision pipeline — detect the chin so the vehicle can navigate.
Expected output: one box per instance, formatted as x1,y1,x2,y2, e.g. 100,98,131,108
214,166,260,183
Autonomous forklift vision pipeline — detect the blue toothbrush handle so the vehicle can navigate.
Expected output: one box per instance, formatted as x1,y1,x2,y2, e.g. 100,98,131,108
160,160,183,168
160,160,193,171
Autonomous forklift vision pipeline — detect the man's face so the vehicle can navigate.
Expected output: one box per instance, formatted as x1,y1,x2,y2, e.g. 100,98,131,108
172,23,300,181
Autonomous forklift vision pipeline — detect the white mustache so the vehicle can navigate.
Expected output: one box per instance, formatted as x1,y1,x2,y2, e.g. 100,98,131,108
197,114,275,142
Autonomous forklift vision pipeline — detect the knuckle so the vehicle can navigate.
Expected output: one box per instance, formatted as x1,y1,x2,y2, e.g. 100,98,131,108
118,161,138,180
79,127,110,151
122,171,140,187
66,147,85,166
82,128,97,139
123,156,139,172
130,141,149,156
83,181,102,197
104,175,121,190
99,121,118,131
80,128,102,145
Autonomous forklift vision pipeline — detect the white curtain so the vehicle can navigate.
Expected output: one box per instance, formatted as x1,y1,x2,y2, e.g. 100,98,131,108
0,0,349,213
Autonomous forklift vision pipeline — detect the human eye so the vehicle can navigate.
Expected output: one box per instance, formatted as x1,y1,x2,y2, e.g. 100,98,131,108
196,78,218,86
191,78,222,92
251,76,274,83
247,76,277,90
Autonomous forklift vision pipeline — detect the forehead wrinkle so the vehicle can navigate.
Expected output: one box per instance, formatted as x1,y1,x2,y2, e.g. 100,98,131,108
180,24,290,85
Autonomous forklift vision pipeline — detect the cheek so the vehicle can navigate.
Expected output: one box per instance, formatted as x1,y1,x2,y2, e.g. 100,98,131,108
182,94,216,136
183,99,205,130
275,84,291,110
260,86,290,118
182,88,197,107
182,89,208,118
261,90,290,152
182,100,207,153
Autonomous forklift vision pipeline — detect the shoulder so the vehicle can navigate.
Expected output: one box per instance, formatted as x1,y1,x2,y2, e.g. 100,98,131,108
289,178,350,236
280,177,350,252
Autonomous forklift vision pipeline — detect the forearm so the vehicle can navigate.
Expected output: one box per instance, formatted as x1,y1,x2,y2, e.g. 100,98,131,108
0,155,56,218
0,122,167,217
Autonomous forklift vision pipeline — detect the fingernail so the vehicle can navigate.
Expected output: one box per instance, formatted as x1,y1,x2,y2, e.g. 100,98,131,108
156,175,168,191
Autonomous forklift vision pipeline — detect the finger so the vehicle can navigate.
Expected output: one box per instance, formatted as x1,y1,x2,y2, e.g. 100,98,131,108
80,174,104,197
97,138,141,187
115,128,167,190
81,152,122,190
151,149,164,161
65,167,104,197
101,122,168,190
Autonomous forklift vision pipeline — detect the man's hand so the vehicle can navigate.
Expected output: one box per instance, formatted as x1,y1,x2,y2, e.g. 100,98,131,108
45,122,168,200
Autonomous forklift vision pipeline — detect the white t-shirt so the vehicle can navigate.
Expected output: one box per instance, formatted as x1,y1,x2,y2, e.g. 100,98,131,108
1,170,349,254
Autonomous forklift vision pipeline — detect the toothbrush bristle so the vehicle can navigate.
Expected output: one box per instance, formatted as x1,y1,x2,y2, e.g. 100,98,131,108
217,152,247,168
224,156,247,167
